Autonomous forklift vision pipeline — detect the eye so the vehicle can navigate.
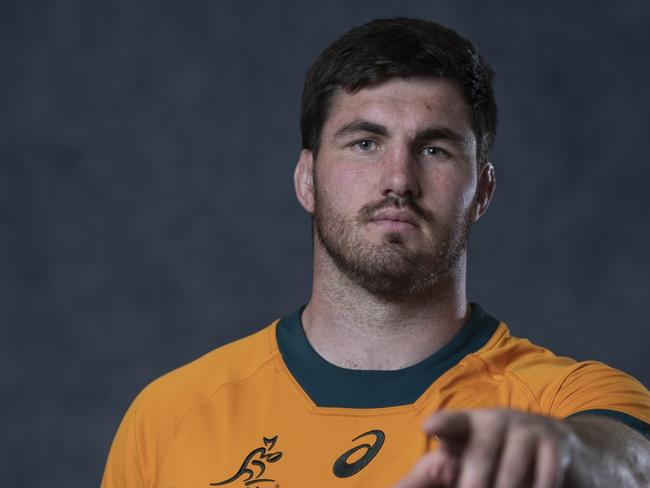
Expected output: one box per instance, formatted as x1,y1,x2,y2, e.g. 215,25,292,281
421,146,449,158
353,139,379,152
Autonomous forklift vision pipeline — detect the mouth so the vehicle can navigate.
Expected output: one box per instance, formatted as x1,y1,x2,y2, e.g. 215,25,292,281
369,210,420,230
370,219,418,230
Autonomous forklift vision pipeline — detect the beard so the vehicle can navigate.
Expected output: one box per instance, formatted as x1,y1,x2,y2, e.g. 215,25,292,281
313,185,475,302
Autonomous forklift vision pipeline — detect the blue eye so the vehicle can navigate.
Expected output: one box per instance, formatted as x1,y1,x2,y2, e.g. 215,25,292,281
355,139,378,151
422,146,448,157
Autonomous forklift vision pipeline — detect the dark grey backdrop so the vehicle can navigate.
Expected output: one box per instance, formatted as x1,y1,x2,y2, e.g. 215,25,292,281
2,1,649,486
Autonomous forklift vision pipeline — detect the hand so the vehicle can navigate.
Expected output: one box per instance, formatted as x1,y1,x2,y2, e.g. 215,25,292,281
393,408,577,488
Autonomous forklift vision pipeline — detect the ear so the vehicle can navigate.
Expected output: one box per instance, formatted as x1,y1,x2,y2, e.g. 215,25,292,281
473,162,496,221
294,149,315,214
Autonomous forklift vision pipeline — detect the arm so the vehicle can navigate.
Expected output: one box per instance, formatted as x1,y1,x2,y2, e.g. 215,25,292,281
564,413,650,487
393,408,650,488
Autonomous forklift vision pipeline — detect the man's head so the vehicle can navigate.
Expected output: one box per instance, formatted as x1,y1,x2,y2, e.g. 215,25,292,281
294,18,497,301
300,17,497,167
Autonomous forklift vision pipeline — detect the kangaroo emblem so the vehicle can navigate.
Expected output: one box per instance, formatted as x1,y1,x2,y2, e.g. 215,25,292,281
210,436,283,486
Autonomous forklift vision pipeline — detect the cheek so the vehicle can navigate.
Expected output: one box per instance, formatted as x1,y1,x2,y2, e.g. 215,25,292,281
458,178,478,213
319,164,372,214
428,167,477,216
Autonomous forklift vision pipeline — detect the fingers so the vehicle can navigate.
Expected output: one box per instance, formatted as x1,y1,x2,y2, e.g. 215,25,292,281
392,451,450,488
424,411,472,453
493,429,536,488
426,410,506,488
423,409,570,488
454,414,506,488
533,439,565,488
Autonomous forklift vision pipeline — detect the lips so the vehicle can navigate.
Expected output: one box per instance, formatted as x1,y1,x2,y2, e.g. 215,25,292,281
369,209,419,228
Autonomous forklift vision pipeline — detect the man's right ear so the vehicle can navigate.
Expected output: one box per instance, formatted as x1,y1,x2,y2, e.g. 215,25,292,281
294,149,315,214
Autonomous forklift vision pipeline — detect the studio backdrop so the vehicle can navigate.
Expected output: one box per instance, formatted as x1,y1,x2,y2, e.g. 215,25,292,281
1,1,649,487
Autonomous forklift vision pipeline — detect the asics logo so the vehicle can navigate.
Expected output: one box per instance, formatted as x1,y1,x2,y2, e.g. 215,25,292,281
332,429,385,478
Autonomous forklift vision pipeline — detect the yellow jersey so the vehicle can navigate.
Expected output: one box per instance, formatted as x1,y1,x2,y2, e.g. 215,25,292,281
101,304,650,487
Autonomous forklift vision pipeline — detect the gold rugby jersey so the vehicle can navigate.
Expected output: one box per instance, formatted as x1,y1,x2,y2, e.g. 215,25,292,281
101,304,650,488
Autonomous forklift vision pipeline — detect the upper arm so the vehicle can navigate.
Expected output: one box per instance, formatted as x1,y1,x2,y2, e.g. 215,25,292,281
101,401,145,488
548,361,650,440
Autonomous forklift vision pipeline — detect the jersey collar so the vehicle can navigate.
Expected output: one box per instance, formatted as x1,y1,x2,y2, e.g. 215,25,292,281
276,303,500,408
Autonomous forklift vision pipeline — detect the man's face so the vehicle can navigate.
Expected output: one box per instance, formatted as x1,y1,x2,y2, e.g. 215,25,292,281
300,77,488,300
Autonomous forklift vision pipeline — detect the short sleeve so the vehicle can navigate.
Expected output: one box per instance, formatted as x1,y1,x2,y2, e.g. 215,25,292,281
548,361,650,437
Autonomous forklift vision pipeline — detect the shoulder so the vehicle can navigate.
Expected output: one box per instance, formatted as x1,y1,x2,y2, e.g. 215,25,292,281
101,320,280,488
475,323,576,377
474,322,650,421
133,320,279,421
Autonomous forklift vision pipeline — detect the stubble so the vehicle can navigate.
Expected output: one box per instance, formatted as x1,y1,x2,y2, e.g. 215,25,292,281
313,185,475,302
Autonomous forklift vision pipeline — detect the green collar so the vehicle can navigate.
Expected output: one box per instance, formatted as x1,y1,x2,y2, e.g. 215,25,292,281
276,303,500,408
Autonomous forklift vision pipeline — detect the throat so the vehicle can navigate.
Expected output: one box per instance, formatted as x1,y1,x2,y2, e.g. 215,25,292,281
300,302,470,371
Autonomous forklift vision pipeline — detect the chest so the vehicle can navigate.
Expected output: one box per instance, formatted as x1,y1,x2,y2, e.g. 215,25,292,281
154,369,535,487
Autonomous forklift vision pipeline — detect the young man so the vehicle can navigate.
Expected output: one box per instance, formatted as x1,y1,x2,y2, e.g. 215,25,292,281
102,18,650,488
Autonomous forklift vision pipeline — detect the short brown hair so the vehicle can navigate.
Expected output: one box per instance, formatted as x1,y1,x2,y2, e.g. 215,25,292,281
300,17,497,166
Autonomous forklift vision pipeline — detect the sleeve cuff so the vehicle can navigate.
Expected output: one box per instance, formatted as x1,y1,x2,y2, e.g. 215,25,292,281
566,409,650,441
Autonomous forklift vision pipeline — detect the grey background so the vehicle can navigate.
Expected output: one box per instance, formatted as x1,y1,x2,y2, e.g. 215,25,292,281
2,1,649,486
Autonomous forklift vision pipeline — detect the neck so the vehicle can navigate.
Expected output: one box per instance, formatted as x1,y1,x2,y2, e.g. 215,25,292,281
301,244,470,371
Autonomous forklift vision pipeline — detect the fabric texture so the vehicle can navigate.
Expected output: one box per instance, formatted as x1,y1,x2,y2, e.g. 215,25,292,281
101,305,650,487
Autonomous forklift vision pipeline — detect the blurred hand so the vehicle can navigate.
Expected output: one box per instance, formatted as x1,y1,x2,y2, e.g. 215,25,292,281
393,409,576,488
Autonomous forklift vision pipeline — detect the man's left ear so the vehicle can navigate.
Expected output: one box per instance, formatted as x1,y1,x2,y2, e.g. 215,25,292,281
473,162,496,221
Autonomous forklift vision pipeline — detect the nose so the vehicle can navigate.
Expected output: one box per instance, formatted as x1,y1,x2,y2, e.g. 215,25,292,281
380,146,421,200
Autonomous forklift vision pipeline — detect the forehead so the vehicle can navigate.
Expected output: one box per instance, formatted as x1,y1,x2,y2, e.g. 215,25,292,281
323,77,474,139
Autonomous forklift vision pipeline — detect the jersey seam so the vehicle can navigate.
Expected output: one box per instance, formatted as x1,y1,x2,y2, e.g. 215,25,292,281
472,324,545,414
266,320,280,355
468,354,490,378
132,403,147,488
504,368,544,412
471,354,543,412
475,323,508,353
546,364,585,417
155,349,282,477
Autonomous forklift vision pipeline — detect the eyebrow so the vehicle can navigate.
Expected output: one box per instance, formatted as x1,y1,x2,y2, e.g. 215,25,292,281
333,119,465,146
334,120,389,139
413,127,465,145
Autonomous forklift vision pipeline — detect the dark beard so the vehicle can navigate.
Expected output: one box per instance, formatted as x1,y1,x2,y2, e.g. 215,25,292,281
313,190,474,302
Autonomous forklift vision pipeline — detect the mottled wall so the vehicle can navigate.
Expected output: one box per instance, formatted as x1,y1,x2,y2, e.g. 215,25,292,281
1,1,649,486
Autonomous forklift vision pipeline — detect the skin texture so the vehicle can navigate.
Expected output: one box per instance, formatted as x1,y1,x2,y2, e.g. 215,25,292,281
294,77,494,371
393,410,650,488
293,77,650,486
310,83,479,302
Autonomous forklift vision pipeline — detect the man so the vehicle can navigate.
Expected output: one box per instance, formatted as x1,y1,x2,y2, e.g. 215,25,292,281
101,18,650,487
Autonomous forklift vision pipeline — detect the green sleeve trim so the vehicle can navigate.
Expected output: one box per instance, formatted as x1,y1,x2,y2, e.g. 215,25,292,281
567,409,650,441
